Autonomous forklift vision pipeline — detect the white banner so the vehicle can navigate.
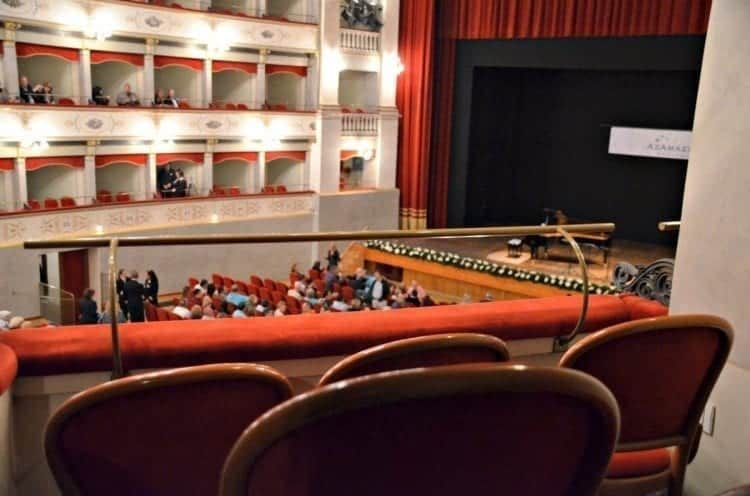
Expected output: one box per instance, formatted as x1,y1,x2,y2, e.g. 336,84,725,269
608,127,692,160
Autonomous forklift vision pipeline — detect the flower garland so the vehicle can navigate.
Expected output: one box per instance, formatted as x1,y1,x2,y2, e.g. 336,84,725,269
363,240,620,295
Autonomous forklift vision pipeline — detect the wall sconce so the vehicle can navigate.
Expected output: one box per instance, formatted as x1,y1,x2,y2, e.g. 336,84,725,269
360,148,375,161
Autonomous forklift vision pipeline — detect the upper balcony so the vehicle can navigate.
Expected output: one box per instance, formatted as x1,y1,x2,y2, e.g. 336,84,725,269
0,0,318,53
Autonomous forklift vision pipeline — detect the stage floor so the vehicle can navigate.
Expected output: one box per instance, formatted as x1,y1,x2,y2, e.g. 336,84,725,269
396,236,676,285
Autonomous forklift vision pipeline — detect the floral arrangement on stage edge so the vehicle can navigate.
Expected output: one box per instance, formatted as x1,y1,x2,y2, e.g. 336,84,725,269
363,240,620,295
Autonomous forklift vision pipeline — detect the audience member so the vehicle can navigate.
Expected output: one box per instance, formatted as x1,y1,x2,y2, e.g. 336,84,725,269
330,294,350,312
227,301,246,319
274,300,288,317
326,243,341,269
190,305,203,320
173,170,188,197
301,302,313,314
19,76,34,103
116,83,140,106
226,284,249,308
290,263,304,281
173,300,192,319
79,288,99,324
8,316,24,330
92,86,109,105
202,307,215,320
99,301,126,324
145,269,159,305
164,88,179,107
325,265,341,293
124,270,146,322
153,88,166,106
288,281,305,300
0,310,11,329
116,269,129,319
365,271,390,309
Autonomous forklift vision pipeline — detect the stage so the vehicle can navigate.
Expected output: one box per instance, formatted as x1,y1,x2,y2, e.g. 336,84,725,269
396,236,676,286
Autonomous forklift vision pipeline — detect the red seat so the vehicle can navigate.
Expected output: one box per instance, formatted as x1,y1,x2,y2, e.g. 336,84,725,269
289,272,300,284
188,277,199,288
167,312,182,321
144,302,158,322
178,100,190,108
44,198,59,209
228,186,241,196
250,275,263,288
211,273,223,288
261,186,275,194
312,279,325,294
220,365,620,496
258,287,270,302
607,449,672,479
115,192,130,202
263,278,277,291
236,103,248,110
223,277,234,289
97,190,112,203
212,296,223,311
45,364,293,496
155,307,170,321
285,296,301,314
341,285,354,303
319,334,510,386
276,282,289,294
60,197,76,207
58,97,75,106
275,185,287,193
308,269,320,280
213,187,226,196
270,291,283,306
236,281,248,295
27,200,41,210
224,103,237,110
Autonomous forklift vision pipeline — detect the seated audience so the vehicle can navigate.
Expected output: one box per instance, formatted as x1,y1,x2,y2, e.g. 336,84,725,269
226,284,249,308
274,300,288,317
365,271,390,309
99,301,126,324
190,305,203,320
116,83,140,106
164,88,179,107
227,301,246,319
92,86,109,105
172,300,192,319
330,294,350,312
288,281,305,300
79,288,99,325
19,76,34,103
0,310,11,329
325,265,341,292
153,88,166,106
202,307,215,320
290,262,304,281
301,302,313,314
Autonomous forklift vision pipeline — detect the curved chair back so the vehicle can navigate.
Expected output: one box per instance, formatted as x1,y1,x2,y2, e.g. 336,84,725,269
560,314,733,493
221,365,620,496
319,333,510,386
60,197,76,207
46,363,293,496
44,198,59,209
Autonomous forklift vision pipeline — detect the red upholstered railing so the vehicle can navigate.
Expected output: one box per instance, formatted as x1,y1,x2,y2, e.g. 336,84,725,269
0,343,18,396
0,295,666,377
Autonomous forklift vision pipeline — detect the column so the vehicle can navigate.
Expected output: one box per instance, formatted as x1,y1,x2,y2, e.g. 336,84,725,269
319,0,341,106
256,50,267,107
79,47,93,106
14,157,27,207
203,139,215,195
2,22,20,101
305,0,319,22
3,164,16,211
257,0,267,16
308,107,341,193
83,141,97,205
145,152,157,199
257,151,266,192
203,58,213,107
376,107,398,189
378,0,400,108
143,39,158,105
305,53,319,110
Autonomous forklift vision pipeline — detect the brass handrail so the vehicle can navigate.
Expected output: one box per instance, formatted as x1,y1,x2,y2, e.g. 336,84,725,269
24,222,614,378
658,221,681,232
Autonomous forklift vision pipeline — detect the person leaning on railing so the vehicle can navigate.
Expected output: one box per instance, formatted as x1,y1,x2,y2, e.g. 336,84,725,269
116,83,140,107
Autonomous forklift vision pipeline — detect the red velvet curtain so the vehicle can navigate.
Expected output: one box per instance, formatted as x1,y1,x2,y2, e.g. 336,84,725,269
396,0,712,228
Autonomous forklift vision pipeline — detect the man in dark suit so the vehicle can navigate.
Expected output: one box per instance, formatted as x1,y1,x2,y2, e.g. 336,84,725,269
124,270,146,322
78,289,99,324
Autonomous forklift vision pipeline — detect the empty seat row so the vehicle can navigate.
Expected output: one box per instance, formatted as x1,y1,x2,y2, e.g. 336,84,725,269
26,197,77,210
44,315,733,496
96,190,131,203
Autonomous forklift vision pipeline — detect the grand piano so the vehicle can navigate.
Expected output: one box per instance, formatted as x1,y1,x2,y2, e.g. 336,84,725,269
523,208,613,264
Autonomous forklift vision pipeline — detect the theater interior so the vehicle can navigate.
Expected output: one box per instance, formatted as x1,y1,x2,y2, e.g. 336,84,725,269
0,0,748,495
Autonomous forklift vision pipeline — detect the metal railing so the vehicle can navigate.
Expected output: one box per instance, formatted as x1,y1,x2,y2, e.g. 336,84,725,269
39,282,76,326
342,113,379,136
340,28,381,52
24,222,614,379
658,221,681,232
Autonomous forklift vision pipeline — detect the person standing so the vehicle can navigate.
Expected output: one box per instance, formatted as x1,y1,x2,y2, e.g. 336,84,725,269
145,270,159,305
124,270,146,322
116,269,129,320
79,289,99,324
326,243,341,269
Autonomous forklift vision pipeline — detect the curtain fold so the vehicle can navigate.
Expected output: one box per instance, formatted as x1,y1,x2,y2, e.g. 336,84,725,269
396,0,712,228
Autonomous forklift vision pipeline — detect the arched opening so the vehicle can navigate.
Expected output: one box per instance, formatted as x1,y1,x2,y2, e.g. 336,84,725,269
91,52,143,107
156,153,204,197
265,0,305,20
26,157,84,208
266,66,306,110
266,152,305,192
95,155,147,202
213,152,257,194
154,57,203,108
212,61,257,109
17,44,79,104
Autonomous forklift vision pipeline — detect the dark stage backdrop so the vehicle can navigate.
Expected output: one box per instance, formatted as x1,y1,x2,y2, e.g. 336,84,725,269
465,67,696,243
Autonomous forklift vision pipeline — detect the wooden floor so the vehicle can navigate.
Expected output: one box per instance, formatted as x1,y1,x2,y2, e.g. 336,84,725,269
396,236,676,285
